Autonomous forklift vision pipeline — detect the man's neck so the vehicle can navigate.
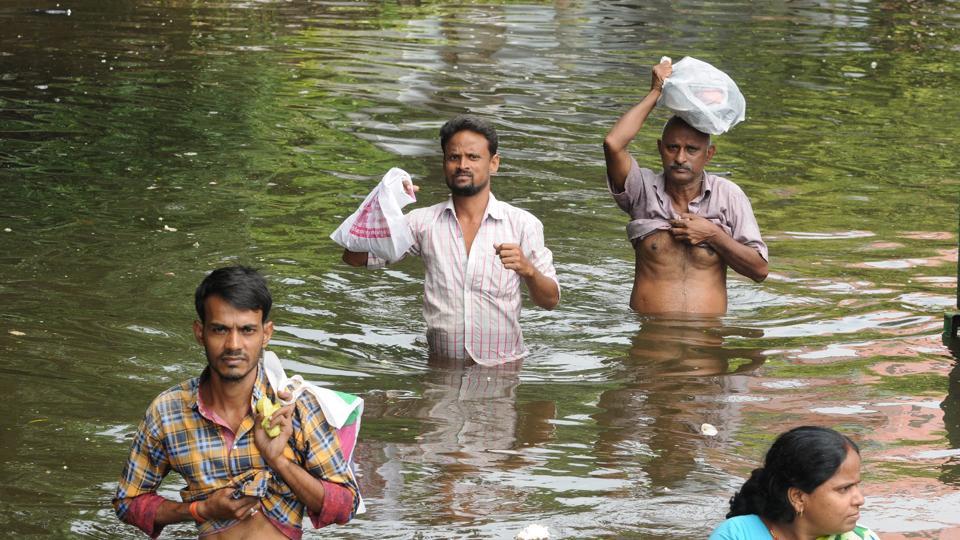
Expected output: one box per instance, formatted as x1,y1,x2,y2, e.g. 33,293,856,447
202,369,257,420
452,189,491,223
665,173,704,209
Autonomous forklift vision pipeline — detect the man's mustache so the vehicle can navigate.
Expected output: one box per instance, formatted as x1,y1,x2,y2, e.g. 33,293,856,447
670,164,692,172
455,169,473,178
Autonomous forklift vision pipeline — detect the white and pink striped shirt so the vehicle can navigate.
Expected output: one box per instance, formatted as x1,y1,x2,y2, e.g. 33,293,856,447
369,193,558,365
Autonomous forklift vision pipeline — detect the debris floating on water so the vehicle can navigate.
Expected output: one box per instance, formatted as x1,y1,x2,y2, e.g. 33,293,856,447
700,423,718,437
515,524,550,540
9,330,25,336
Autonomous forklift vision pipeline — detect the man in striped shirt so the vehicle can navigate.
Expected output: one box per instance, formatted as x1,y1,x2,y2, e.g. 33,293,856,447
113,266,359,538
343,116,560,365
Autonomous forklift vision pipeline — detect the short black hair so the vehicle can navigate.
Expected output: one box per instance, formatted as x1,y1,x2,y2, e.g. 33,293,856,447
661,115,711,145
194,266,272,323
439,115,498,156
726,426,859,523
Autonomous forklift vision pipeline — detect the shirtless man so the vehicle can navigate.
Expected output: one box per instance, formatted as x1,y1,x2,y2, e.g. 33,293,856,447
603,60,768,314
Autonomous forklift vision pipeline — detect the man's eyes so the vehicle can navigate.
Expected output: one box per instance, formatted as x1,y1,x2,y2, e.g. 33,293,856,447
210,326,257,334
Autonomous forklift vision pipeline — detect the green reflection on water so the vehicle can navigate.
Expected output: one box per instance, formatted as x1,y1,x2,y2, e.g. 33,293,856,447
1,0,959,538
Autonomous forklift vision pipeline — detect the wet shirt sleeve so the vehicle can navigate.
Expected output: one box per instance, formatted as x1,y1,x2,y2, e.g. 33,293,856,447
112,403,171,539
607,155,647,215
520,214,560,294
723,183,768,262
294,396,361,527
606,156,674,241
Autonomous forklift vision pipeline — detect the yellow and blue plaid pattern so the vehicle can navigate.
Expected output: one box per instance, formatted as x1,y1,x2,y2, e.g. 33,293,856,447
113,364,359,536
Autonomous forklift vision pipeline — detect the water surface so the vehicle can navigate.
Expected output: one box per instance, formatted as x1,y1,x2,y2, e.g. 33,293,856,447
1,1,958,538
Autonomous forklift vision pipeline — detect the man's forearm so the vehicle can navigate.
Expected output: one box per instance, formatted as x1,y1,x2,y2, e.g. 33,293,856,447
270,457,357,525
604,88,662,155
272,457,326,513
115,493,187,539
523,271,560,310
708,233,768,282
603,89,662,191
154,499,199,527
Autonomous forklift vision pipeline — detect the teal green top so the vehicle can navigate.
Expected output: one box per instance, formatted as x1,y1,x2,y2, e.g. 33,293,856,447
709,515,881,540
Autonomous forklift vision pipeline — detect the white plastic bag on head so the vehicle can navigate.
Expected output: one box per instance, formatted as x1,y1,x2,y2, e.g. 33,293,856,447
658,56,746,135
330,167,416,263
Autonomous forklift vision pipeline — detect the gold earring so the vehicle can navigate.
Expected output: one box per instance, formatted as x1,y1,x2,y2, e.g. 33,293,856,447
797,506,804,518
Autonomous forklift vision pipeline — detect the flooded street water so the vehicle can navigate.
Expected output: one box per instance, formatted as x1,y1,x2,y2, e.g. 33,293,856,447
1,0,958,538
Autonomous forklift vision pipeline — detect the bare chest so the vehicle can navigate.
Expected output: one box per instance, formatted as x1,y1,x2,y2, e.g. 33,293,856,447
633,230,722,269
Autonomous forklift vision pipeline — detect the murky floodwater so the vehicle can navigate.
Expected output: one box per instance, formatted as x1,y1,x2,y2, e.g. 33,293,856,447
1,0,958,538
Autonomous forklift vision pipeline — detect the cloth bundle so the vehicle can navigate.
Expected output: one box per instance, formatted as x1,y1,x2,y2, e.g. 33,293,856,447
330,167,417,263
262,350,366,514
658,56,746,135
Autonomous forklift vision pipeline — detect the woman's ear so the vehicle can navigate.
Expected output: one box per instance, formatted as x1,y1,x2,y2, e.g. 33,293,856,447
787,486,806,516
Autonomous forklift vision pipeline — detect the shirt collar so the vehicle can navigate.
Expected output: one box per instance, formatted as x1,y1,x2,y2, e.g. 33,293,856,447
441,192,504,221
700,171,715,198
190,361,270,411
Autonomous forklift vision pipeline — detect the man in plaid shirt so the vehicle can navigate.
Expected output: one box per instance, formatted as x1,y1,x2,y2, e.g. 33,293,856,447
113,266,359,539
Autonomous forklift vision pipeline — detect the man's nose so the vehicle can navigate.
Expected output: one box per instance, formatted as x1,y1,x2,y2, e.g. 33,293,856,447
675,148,688,163
225,329,242,349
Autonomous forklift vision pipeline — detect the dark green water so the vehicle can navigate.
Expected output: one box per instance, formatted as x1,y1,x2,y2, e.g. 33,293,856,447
1,1,958,538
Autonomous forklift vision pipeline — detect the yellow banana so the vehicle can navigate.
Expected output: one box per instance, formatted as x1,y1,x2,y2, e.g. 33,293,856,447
255,396,282,438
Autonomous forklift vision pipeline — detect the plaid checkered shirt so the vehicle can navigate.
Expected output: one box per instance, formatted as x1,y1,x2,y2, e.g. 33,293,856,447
112,363,359,539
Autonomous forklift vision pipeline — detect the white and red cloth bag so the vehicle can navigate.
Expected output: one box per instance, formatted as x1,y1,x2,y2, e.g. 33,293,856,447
330,167,417,263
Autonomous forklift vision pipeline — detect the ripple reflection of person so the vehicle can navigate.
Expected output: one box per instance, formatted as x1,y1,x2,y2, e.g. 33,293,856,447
594,316,764,488
709,426,880,540
941,359,960,484
363,355,556,524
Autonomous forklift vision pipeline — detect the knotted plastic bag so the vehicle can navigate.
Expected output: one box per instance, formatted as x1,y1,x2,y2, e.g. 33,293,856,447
262,350,366,514
330,167,416,262
658,56,746,135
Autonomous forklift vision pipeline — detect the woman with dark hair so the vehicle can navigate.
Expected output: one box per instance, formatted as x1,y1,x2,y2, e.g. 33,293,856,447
709,426,880,540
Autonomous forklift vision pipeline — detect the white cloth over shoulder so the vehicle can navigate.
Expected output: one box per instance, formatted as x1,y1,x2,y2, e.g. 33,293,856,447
262,351,366,514
330,167,417,263
658,56,746,135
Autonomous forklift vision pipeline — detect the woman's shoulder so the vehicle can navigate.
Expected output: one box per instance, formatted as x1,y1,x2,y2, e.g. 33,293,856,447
817,525,881,540
708,514,769,540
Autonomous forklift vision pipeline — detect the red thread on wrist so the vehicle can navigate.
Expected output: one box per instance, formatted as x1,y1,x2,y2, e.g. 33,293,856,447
189,500,206,524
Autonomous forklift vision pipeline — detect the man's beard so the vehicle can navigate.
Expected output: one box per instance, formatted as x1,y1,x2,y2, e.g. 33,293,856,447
209,348,262,382
448,176,488,197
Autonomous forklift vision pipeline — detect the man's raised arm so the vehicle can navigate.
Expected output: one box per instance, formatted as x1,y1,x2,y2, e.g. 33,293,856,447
603,60,673,191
